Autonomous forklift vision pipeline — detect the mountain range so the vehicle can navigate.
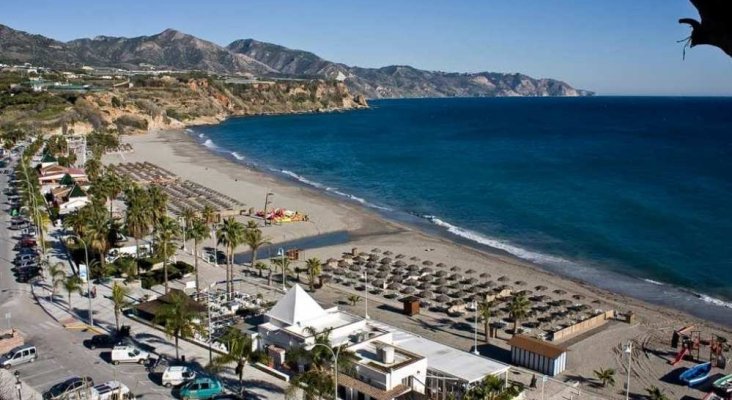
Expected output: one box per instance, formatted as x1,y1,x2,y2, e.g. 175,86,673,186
0,24,593,98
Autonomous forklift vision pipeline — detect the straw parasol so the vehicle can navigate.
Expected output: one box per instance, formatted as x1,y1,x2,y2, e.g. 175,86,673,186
481,280,497,288
401,286,416,294
338,260,349,268
333,269,345,276
436,294,451,303
371,248,382,254
384,250,394,256
553,289,567,295
371,278,385,288
410,256,420,261
418,281,433,289
436,286,449,294
407,264,420,272
515,280,527,286
396,254,406,259
368,254,380,261
465,269,476,275
449,273,463,281
572,294,585,300
419,290,435,299
421,267,434,274
404,278,419,286
450,266,461,272
435,270,448,277
434,277,448,285
436,263,447,268
497,276,510,282
387,282,403,290
468,285,482,293
535,285,548,291
349,264,361,272
479,272,490,279
464,277,479,285
380,257,393,265
322,265,333,272
419,274,433,282
394,260,407,267
375,271,388,279
422,260,434,266
450,290,466,298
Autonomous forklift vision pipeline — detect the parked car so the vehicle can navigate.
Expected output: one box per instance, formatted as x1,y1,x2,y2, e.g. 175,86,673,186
90,380,135,400
162,366,196,387
111,344,150,365
84,334,131,350
14,254,38,265
178,376,223,400
0,344,37,368
43,376,94,400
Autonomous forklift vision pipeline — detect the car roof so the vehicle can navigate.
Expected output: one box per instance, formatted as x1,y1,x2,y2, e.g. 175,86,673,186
11,344,35,351
166,366,188,372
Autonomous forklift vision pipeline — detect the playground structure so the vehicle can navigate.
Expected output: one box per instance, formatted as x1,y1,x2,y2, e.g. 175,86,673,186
670,324,728,368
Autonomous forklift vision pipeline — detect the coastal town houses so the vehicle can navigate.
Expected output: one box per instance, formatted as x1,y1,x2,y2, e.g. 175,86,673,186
38,165,87,191
256,285,510,400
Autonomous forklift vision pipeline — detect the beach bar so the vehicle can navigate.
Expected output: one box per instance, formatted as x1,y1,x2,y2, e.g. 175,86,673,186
507,335,567,377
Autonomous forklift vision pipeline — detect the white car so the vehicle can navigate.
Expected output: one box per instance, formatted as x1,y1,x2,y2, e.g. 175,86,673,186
90,381,135,400
111,345,150,365
161,366,196,387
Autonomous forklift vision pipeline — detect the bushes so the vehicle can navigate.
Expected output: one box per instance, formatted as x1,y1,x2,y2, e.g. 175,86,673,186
139,260,195,289
114,114,148,131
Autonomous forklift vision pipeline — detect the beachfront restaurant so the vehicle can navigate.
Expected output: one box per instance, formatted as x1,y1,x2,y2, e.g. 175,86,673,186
507,334,567,377
257,285,511,400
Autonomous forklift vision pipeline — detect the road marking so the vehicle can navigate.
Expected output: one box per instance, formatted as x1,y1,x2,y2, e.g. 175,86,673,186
20,365,64,381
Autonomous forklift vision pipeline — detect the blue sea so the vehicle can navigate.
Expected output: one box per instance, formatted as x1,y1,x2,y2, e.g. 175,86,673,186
193,97,732,325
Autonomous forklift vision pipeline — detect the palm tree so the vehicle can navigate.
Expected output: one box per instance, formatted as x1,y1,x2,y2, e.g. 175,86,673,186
217,217,245,298
212,327,252,393
84,158,103,182
156,216,180,293
593,368,616,387
244,227,270,274
48,263,66,302
478,300,494,342
187,218,209,293
304,258,322,292
83,203,111,277
111,283,130,332
154,291,201,360
201,204,218,265
508,293,531,335
180,207,197,250
253,261,268,278
62,275,83,310
124,185,152,272
347,294,361,306
270,256,292,288
645,386,669,400
100,170,125,220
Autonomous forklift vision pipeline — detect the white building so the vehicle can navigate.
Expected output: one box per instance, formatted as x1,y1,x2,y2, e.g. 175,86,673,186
256,285,510,400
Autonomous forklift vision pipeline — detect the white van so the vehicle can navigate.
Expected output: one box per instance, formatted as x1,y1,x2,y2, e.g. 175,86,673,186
90,380,135,400
0,344,37,368
161,366,196,387
110,345,150,365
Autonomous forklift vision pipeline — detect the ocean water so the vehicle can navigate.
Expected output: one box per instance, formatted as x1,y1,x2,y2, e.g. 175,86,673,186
193,97,732,325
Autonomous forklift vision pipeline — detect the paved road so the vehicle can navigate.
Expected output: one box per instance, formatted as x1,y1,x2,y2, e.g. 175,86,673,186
0,158,171,399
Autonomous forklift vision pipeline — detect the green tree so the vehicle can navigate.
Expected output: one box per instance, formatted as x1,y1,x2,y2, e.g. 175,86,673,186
62,275,83,311
111,283,130,331
84,158,103,182
180,207,197,249
212,327,253,393
155,216,180,293
304,258,322,292
83,202,111,277
645,386,669,400
124,185,152,273
244,227,270,274
347,294,361,306
154,291,201,360
270,255,292,288
147,185,168,226
593,368,616,388
217,217,245,298
253,261,268,278
508,293,531,335
187,217,209,293
479,300,494,343
99,170,126,220
48,263,66,303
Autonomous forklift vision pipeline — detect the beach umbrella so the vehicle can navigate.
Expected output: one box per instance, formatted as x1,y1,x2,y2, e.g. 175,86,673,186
326,257,338,264
434,277,448,285
401,286,416,294
450,299,465,307
366,261,377,268
358,251,369,257
515,280,527,286
372,279,385,288
384,250,394,256
436,294,451,303
572,294,585,300
449,273,463,281
468,285,481,293
333,268,345,276
375,271,388,279
346,272,360,280
497,284,512,291
342,253,353,260
404,278,419,286
422,260,434,266
349,264,361,272
592,299,602,304
387,282,403,291
371,248,382,254
465,269,476,275
353,256,365,264
435,270,448,277
450,290,466,298
464,277,479,285
419,274,433,282
419,290,434,299
338,260,349,268
553,289,567,295
436,286,449,294
421,267,434,274
479,272,490,279
368,254,380,261
436,262,447,268
558,299,572,306
481,280,497,288
449,281,462,289
407,264,420,272
497,276,510,282
396,254,406,259
517,290,533,296
394,260,407,267
535,285,548,291
418,282,433,290
380,257,393,265
450,266,461,272
378,264,390,272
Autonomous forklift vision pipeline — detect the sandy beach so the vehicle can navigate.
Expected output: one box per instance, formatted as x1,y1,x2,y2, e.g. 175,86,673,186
104,130,732,400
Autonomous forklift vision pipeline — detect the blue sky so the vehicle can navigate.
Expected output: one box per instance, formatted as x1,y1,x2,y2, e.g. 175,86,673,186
2,0,730,95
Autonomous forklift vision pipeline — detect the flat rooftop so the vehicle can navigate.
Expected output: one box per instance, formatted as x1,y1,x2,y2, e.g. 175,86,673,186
284,310,362,338
367,320,510,383
354,341,423,372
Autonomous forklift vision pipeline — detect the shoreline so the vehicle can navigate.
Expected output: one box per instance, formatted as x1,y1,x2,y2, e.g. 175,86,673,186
112,128,731,331
183,124,732,329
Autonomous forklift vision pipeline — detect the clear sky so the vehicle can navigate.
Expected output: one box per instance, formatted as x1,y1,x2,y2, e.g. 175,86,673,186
2,0,730,95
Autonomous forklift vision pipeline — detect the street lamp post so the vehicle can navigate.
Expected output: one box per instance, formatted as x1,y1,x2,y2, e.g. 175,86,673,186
277,248,286,291
625,341,632,400
309,343,341,400
262,192,274,227
471,300,479,355
68,235,93,327
179,216,187,252
14,370,22,400
363,270,370,319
